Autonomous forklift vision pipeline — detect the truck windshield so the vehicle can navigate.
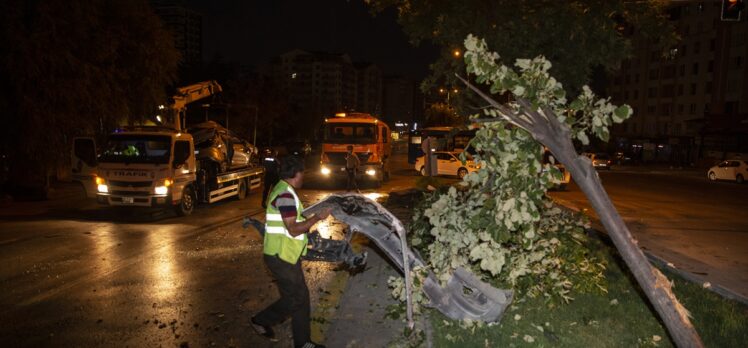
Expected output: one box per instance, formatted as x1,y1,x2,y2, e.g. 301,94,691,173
99,135,172,164
324,123,376,144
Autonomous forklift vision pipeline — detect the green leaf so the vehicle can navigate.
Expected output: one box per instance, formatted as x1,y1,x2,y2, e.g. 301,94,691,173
569,99,583,111
612,105,631,123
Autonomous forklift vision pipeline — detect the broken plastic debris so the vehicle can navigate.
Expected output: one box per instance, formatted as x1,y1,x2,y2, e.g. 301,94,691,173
304,193,513,323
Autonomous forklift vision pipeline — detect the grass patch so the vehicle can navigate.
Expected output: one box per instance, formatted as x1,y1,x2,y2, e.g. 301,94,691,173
428,236,748,347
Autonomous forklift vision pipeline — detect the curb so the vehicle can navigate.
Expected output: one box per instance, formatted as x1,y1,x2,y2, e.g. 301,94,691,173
551,196,748,306
643,250,748,306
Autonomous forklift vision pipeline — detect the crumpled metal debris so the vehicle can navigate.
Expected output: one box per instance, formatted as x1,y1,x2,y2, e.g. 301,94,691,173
243,216,367,269
304,193,513,324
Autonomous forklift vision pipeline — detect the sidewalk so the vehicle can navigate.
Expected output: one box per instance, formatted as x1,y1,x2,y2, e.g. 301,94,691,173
323,246,404,348
322,190,426,347
609,164,705,179
0,181,90,218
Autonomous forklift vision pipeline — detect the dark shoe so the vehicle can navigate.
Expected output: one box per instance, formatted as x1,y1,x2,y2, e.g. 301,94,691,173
296,342,325,348
250,317,278,341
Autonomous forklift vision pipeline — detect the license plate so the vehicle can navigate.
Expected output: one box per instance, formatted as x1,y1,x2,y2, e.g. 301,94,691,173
122,197,134,204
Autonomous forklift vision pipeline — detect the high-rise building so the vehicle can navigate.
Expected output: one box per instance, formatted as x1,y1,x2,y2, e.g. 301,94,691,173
151,0,203,66
608,1,748,164
355,63,383,116
270,50,383,121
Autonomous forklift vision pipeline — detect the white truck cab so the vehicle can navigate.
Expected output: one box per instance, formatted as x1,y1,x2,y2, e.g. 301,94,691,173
73,127,198,215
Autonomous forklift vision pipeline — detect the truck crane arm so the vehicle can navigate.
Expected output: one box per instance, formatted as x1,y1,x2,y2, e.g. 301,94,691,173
168,80,223,131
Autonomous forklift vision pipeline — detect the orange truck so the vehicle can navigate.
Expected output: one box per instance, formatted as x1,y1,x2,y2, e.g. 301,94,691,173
319,112,391,185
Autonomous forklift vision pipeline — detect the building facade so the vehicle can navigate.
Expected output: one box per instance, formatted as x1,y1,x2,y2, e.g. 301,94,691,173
270,50,383,122
355,63,383,116
151,0,203,67
609,1,748,164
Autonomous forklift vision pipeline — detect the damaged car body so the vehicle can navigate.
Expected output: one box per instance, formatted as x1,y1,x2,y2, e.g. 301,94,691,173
246,193,513,323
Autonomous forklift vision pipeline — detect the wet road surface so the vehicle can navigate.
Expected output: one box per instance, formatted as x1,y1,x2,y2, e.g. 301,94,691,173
0,152,424,347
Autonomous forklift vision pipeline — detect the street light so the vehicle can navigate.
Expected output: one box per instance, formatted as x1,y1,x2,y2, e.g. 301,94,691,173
453,49,461,58
251,105,258,147
439,87,459,105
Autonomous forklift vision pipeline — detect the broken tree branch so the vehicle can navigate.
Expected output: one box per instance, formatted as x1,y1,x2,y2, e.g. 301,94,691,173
458,76,703,348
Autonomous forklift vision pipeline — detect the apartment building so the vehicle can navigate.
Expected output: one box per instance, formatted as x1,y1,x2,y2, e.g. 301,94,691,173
355,63,383,116
270,50,383,122
151,0,203,66
609,1,748,164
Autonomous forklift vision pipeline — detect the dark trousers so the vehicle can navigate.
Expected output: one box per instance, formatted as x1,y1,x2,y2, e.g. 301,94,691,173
255,254,310,347
346,168,358,191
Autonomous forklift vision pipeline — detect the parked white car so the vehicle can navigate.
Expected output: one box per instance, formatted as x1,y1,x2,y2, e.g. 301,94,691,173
415,151,479,179
708,159,748,184
582,152,612,170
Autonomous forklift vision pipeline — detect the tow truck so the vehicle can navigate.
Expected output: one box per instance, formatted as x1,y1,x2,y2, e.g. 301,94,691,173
71,81,264,216
319,112,391,186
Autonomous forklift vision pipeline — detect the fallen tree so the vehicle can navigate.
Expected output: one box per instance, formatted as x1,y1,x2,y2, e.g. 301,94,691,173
458,35,702,347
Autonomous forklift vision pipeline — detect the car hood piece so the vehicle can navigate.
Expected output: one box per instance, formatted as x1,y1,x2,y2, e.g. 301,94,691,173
303,193,513,323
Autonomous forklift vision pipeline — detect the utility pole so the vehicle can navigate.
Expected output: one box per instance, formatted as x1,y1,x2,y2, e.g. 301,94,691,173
253,105,258,147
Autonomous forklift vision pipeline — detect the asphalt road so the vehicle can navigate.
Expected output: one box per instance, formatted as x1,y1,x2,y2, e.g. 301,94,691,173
548,168,748,300
0,151,421,348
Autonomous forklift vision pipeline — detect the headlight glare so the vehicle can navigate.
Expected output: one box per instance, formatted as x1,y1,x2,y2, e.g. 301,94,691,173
97,184,108,193
154,186,169,195
321,167,331,175
365,169,376,176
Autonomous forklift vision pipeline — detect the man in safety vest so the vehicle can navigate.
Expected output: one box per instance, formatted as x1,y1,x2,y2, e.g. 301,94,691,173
251,155,331,348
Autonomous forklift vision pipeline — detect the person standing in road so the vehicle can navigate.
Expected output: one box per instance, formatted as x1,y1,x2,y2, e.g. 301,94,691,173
345,145,360,192
261,148,280,208
251,155,331,348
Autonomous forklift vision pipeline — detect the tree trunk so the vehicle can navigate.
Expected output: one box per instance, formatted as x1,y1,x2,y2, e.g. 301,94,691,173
566,158,703,347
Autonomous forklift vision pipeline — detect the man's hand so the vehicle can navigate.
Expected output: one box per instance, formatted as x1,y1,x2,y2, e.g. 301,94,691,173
283,208,333,237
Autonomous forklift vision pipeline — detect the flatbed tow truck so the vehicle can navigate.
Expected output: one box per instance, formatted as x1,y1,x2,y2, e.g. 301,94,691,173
71,81,263,216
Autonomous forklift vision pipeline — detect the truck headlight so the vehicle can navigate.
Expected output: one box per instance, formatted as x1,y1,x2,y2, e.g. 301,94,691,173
365,169,376,176
95,176,108,193
321,167,331,175
154,178,172,195
154,186,169,195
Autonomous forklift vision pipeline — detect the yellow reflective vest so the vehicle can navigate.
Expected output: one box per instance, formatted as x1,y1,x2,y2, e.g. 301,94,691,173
263,180,307,264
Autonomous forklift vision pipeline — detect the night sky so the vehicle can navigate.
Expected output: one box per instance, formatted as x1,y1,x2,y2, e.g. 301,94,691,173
183,0,439,80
